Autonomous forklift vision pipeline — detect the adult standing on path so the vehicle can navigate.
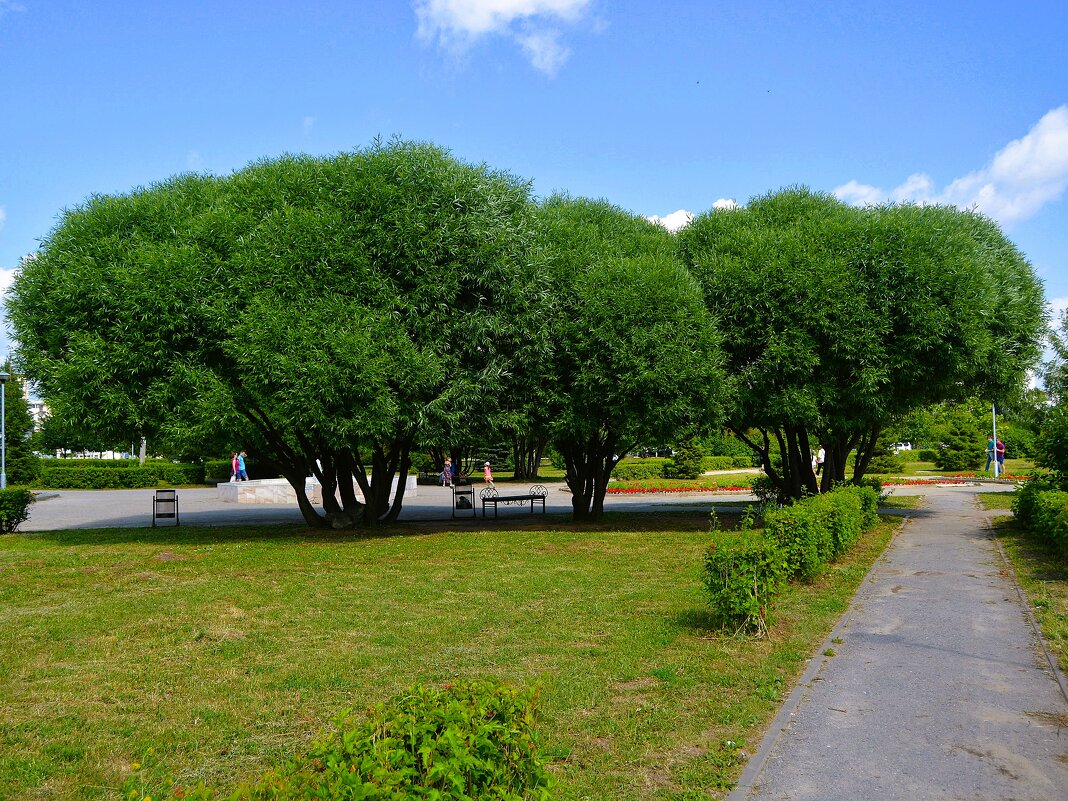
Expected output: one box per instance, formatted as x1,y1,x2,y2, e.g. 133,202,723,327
733,486,1068,801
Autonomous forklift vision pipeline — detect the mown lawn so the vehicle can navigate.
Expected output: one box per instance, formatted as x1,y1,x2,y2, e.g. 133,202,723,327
0,514,898,800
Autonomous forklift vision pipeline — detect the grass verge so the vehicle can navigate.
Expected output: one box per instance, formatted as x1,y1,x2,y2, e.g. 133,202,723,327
0,514,898,800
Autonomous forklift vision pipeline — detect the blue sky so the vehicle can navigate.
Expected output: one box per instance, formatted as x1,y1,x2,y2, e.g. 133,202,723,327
1,0,1066,360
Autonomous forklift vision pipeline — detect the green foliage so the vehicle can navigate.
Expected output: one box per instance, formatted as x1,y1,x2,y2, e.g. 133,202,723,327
0,488,35,533
934,409,984,471
703,431,756,462
997,422,1036,460
917,449,939,462
1011,477,1060,526
665,439,705,479
703,530,787,633
10,140,547,528
1013,486,1068,553
763,488,874,581
204,459,233,482
37,462,203,489
1036,405,1068,482
1,370,39,485
866,435,905,474
704,455,749,471
612,459,669,481
186,680,552,801
538,196,725,521
676,190,1046,498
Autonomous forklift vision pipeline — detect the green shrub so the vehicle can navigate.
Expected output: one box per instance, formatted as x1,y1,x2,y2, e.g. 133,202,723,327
0,488,34,533
934,410,984,471
703,529,787,634
1011,477,1057,526
703,455,739,471
1037,405,1068,483
664,440,705,479
763,487,877,580
917,449,939,462
612,458,669,481
1030,490,1068,552
204,459,233,482
764,500,834,581
38,462,204,489
750,474,781,505
185,680,552,800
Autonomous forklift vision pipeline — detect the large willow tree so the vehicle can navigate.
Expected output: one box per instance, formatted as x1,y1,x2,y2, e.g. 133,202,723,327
677,188,1047,500
8,140,548,527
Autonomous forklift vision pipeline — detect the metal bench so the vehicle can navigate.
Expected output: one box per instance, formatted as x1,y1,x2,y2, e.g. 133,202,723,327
480,485,548,518
152,489,180,527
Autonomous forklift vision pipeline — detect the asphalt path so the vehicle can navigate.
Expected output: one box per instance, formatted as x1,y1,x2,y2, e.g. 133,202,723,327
731,485,1068,801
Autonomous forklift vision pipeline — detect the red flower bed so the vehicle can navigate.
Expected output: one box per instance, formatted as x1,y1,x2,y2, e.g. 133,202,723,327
606,485,751,495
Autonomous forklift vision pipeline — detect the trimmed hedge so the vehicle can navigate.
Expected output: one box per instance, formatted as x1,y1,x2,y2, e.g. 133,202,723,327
612,458,669,481
183,680,552,800
38,462,204,489
204,459,233,483
0,488,35,533
704,486,882,631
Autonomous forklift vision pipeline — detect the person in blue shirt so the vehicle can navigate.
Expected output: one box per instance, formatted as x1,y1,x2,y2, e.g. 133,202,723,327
236,450,249,481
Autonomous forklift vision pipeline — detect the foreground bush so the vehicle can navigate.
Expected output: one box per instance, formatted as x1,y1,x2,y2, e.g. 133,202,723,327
703,529,787,634
0,488,34,533
183,680,552,800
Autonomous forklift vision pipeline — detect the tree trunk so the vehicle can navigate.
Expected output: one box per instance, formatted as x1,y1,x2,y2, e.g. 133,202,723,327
559,430,618,522
511,431,546,481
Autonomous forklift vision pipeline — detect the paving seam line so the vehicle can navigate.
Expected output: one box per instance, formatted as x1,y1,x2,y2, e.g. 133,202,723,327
988,517,1068,707
726,514,913,800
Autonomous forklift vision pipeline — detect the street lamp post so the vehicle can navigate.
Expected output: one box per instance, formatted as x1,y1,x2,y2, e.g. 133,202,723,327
0,371,8,490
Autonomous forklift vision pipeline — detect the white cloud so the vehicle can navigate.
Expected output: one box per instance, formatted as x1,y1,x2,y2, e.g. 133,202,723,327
834,106,1068,225
414,0,591,75
648,209,693,233
0,205,6,230
302,116,316,135
712,197,739,210
0,266,17,295
1050,296,1068,322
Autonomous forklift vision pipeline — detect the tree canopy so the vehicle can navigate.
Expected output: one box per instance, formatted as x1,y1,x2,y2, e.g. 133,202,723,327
676,187,1046,499
9,140,548,526
536,197,726,520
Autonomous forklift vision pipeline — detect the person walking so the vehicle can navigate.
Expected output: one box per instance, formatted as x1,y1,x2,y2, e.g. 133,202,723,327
483,460,494,488
230,452,239,483
440,457,452,486
996,439,1006,475
236,450,249,482
985,436,997,473
816,445,826,476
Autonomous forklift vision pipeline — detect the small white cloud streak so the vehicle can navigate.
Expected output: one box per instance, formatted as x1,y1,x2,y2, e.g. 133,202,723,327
0,205,6,229
834,106,1068,225
649,199,738,232
414,0,590,75
302,116,315,135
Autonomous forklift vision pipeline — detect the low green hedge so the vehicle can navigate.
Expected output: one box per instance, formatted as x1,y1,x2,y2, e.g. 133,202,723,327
181,680,552,800
612,458,669,481
204,459,233,483
1012,479,1068,552
0,488,35,533
38,462,204,489
704,487,882,632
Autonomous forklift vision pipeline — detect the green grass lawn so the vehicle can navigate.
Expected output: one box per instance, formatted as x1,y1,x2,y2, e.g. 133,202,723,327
0,515,898,800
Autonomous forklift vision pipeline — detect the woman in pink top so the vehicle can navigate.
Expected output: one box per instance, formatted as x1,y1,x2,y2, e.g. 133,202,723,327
483,461,494,487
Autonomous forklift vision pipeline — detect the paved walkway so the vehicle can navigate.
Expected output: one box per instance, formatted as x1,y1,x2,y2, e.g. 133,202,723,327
732,486,1068,801
21,482,768,530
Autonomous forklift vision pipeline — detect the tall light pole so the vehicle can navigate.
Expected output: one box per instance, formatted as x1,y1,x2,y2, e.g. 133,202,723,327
0,371,8,489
